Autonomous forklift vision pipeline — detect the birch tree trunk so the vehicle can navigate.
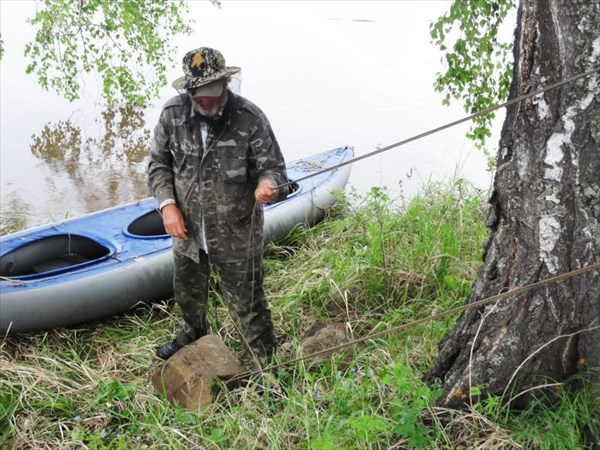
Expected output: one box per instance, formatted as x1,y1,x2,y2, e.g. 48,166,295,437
425,0,600,410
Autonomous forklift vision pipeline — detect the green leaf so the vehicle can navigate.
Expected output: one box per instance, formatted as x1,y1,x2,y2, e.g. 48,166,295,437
23,0,193,105
430,0,515,152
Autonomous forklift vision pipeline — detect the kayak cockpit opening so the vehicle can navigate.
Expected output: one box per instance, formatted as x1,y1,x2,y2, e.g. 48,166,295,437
0,234,111,278
125,210,168,238
288,181,300,196
264,182,300,207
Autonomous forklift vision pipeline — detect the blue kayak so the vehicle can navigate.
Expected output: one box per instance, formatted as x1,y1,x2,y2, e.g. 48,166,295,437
0,146,353,334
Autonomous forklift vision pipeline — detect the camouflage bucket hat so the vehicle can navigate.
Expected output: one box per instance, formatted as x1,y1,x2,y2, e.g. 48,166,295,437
172,47,241,90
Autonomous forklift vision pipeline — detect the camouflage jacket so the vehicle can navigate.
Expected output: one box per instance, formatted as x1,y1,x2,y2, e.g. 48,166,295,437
148,91,289,263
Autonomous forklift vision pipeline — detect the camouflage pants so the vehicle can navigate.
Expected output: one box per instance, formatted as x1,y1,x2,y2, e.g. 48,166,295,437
172,249,276,366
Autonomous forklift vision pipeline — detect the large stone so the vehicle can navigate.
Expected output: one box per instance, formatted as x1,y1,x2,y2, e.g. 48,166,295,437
152,334,248,409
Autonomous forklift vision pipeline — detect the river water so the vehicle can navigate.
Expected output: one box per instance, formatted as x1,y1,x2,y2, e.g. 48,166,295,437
0,1,514,234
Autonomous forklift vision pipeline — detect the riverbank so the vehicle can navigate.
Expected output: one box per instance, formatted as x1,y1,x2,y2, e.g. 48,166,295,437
1,180,597,449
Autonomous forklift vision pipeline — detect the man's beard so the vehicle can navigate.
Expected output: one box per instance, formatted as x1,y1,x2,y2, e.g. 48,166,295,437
192,100,222,118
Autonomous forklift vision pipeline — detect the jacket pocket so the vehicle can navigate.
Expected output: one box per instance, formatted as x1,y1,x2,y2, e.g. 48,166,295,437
171,139,198,174
221,153,248,184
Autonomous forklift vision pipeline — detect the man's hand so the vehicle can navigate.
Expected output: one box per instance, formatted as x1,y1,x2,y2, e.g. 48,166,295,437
162,204,188,240
255,180,275,204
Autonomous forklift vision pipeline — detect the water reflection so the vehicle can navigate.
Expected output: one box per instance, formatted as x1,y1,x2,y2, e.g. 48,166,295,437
0,194,33,235
6,106,151,234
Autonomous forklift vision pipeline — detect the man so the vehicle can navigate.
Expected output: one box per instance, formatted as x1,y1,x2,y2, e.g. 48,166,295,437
148,47,289,370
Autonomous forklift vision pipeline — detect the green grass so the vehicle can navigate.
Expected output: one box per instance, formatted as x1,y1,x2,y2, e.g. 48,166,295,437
1,180,598,449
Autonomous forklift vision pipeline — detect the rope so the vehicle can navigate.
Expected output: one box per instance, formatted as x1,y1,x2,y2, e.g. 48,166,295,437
236,67,600,376
277,66,600,190
231,67,600,377
237,262,600,380
0,276,26,286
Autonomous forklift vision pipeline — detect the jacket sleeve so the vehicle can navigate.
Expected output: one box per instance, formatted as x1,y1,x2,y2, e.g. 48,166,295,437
248,113,290,203
148,114,176,206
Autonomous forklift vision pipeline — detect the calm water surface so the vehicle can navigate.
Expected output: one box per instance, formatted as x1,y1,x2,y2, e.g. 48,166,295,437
0,1,513,234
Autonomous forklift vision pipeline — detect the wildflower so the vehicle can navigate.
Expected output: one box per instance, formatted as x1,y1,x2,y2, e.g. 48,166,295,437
74,415,81,423
315,389,322,400
100,430,108,438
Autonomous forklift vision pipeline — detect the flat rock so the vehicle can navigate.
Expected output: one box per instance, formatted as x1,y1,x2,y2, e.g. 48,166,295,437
152,334,248,409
